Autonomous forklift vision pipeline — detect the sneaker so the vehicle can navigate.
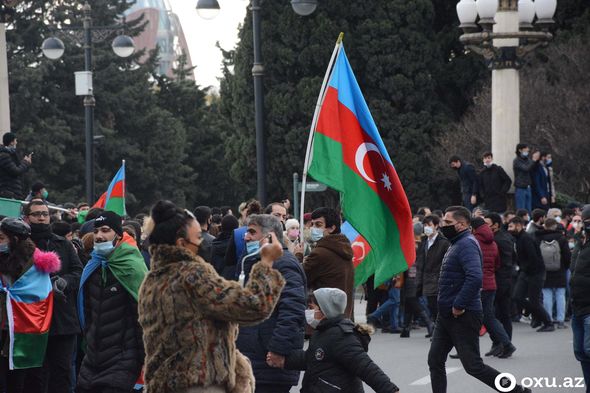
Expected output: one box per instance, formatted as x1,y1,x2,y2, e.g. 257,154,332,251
557,322,568,329
537,324,556,332
485,344,503,357
498,343,517,358
531,318,542,329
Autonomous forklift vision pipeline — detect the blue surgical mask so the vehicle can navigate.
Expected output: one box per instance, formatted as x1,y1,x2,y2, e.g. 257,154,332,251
310,227,324,242
521,151,529,157
94,241,115,256
546,159,552,166
0,243,9,254
245,241,260,255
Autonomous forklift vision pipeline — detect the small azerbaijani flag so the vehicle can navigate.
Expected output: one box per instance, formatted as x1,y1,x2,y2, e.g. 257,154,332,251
308,42,415,286
2,251,54,369
93,162,126,217
341,221,372,268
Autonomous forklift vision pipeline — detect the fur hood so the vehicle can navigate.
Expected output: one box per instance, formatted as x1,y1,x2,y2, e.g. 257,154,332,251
33,248,61,273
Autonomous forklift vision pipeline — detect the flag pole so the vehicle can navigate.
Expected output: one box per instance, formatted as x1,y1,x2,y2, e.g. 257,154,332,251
299,33,344,225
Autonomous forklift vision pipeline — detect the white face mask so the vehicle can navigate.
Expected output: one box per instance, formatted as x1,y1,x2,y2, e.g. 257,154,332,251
94,241,115,256
555,216,562,224
424,226,434,237
305,309,321,329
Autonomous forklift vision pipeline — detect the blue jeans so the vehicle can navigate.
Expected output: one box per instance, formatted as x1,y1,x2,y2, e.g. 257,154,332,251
482,290,511,346
543,287,566,323
515,186,532,212
572,314,590,391
370,288,400,329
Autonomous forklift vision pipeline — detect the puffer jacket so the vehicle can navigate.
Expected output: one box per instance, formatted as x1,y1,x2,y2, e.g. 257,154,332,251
303,234,355,318
493,229,516,286
138,245,285,393
285,317,399,393
0,146,29,199
236,249,306,387
571,240,590,317
77,267,144,391
473,224,501,291
415,234,450,297
437,230,483,316
513,155,536,189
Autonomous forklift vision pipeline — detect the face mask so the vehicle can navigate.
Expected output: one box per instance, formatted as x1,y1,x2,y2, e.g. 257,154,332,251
440,224,459,240
30,223,51,233
310,227,324,242
569,242,575,250
246,241,260,255
521,151,529,157
483,162,492,168
305,309,320,329
424,226,434,237
94,241,115,256
572,222,579,230
287,229,300,240
41,190,49,199
555,216,562,224
546,159,552,166
0,243,9,254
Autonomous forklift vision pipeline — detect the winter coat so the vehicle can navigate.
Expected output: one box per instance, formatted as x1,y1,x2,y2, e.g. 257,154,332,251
303,234,355,318
479,164,512,213
198,231,216,263
403,262,418,298
77,264,144,391
473,225,500,291
236,249,306,387
456,161,479,196
138,245,285,393
513,230,545,275
532,164,550,209
285,317,399,393
493,229,516,286
31,232,83,335
211,231,232,274
0,146,29,199
535,229,571,288
571,240,590,317
415,234,450,297
513,155,536,189
437,230,483,316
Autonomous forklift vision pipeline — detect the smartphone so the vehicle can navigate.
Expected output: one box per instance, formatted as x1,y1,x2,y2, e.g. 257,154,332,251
267,234,273,243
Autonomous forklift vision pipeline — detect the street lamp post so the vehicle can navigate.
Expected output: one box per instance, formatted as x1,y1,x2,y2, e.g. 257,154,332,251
456,0,556,181
42,2,135,204
196,0,317,206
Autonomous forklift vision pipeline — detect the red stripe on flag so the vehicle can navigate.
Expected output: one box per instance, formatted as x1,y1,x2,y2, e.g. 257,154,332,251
351,234,371,268
108,181,125,199
92,192,106,209
317,86,415,265
12,292,53,334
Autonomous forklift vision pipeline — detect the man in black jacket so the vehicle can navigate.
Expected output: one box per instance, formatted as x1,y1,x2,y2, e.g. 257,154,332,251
194,205,215,262
571,206,590,387
236,214,307,393
0,132,32,199
485,213,516,342
479,152,512,213
24,200,83,393
508,216,554,332
512,143,540,213
449,156,479,211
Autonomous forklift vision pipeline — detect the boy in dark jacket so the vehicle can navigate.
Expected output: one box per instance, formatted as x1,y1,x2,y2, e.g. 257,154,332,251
280,288,399,393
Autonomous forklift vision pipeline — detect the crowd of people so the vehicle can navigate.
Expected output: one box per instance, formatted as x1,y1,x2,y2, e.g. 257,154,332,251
0,132,588,393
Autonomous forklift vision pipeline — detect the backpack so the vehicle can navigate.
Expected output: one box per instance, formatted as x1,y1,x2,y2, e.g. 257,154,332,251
540,240,561,272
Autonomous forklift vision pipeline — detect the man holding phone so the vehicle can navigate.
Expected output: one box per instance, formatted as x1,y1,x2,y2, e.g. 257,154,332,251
236,214,307,393
0,132,32,199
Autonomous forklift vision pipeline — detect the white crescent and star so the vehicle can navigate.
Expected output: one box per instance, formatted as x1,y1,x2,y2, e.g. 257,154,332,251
354,143,393,191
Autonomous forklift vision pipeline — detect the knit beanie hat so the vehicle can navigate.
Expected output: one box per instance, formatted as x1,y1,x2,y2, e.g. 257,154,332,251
285,218,299,231
94,211,123,236
314,288,347,318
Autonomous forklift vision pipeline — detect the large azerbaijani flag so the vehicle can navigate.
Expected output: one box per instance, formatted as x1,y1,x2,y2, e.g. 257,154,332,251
2,260,54,369
308,44,415,286
93,162,126,216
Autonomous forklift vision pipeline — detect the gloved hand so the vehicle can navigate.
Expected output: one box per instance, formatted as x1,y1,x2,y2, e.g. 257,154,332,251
51,276,68,300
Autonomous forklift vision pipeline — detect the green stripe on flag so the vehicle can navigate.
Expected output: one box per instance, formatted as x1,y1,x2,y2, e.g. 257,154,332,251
105,197,126,217
12,332,48,369
310,133,408,286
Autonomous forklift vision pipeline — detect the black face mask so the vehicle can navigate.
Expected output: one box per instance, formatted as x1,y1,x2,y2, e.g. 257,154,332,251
30,223,51,234
440,224,459,240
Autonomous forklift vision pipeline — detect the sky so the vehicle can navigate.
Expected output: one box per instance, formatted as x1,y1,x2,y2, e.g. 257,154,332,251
167,0,248,89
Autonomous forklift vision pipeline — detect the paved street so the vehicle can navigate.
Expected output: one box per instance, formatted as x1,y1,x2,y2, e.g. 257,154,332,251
294,298,584,393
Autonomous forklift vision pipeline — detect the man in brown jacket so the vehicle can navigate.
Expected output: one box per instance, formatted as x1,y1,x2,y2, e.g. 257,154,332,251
296,207,355,318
